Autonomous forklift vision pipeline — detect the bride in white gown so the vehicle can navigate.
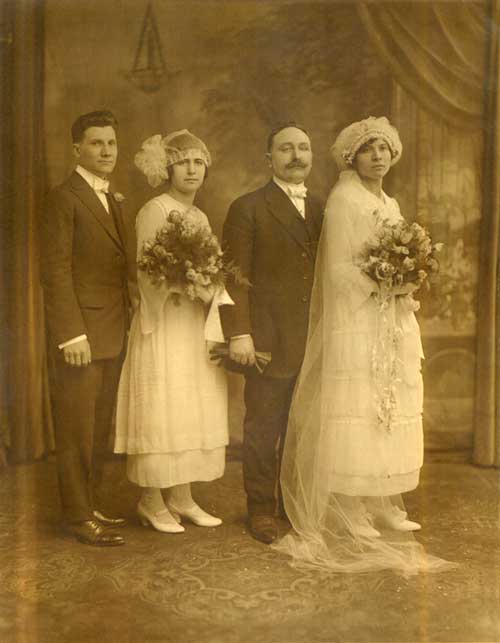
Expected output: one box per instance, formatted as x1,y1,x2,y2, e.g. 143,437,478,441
115,130,229,533
273,117,455,574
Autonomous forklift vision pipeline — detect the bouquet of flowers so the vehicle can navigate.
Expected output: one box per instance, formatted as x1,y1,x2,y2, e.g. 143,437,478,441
137,208,249,302
359,216,443,293
358,215,443,432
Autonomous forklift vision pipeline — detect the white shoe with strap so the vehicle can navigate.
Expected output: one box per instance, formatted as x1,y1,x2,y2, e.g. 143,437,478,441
167,501,222,527
137,501,185,534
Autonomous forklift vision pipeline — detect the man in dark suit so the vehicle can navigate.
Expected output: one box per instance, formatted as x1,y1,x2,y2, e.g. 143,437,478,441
221,123,323,543
41,111,130,546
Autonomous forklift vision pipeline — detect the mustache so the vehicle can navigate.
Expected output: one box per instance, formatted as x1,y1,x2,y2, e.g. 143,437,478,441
286,160,309,169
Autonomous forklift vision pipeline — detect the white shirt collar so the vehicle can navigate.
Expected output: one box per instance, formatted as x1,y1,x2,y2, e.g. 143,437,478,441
76,165,110,192
272,175,306,196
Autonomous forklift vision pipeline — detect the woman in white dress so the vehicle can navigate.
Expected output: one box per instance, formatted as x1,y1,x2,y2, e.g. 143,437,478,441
115,130,229,533
274,117,454,574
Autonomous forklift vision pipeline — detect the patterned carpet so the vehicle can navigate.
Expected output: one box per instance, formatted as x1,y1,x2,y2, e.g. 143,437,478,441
0,453,499,643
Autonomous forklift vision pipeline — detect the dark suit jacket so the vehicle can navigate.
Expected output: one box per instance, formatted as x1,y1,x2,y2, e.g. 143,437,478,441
220,180,323,378
41,171,131,360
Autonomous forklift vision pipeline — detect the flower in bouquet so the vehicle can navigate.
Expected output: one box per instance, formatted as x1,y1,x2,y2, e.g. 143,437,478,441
137,207,249,302
359,216,443,293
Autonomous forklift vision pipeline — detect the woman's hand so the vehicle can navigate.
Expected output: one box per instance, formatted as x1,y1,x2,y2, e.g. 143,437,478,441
194,283,215,304
130,294,140,313
398,295,421,312
392,282,419,296
167,284,183,297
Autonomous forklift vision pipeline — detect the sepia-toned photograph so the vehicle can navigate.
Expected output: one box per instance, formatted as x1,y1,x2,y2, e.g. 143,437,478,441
0,0,499,641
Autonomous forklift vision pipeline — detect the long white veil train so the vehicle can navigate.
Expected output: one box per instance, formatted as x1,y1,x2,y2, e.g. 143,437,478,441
272,171,456,576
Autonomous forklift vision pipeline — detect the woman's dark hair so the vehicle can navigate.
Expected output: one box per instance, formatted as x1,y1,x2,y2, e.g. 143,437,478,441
354,137,395,161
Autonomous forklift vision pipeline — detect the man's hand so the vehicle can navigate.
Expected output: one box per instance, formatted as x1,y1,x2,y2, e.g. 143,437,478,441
229,336,256,366
63,338,92,367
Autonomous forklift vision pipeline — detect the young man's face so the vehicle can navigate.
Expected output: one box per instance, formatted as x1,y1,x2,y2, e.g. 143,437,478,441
73,126,118,178
267,127,312,184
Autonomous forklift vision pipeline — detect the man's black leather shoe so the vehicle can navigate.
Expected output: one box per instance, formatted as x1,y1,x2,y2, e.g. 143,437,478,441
248,514,278,544
67,520,125,546
93,510,127,527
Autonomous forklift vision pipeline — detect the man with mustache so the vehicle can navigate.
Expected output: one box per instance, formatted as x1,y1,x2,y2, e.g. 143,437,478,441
221,123,323,543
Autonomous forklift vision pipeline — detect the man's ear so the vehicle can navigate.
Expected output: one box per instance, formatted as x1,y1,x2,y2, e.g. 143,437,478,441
265,152,272,168
72,143,81,160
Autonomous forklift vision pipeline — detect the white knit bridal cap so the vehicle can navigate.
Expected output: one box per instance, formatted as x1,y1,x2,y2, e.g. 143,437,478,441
331,116,402,171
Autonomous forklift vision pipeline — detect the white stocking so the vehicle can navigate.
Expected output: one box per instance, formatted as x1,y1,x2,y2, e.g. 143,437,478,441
140,487,166,513
166,483,194,510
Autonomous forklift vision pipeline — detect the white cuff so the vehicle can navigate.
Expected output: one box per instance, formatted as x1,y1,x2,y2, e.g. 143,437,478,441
58,334,87,349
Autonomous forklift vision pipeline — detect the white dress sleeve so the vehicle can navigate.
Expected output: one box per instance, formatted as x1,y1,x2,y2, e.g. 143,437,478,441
136,199,169,334
324,191,378,320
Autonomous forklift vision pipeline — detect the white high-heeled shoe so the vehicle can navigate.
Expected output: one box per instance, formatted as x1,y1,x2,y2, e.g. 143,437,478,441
336,496,381,539
375,506,421,532
167,501,222,527
350,516,381,539
137,502,185,534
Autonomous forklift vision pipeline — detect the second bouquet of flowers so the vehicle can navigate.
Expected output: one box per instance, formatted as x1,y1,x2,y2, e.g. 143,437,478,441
359,215,443,294
137,207,248,303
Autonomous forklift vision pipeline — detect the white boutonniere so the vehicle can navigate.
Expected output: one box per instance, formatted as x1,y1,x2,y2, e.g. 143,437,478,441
113,192,126,203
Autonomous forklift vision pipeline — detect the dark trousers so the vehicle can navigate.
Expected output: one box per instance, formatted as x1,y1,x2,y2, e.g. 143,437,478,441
52,354,123,524
243,374,297,516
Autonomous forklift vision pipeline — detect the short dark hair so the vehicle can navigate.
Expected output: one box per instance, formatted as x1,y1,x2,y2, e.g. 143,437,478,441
71,110,118,143
266,121,309,152
355,136,396,160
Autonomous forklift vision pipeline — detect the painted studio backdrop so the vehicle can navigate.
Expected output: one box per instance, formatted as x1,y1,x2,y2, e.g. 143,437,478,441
1,0,497,463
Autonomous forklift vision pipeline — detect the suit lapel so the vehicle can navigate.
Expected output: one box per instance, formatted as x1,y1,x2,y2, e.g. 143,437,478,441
264,181,312,256
67,171,122,249
107,194,127,253
304,198,323,239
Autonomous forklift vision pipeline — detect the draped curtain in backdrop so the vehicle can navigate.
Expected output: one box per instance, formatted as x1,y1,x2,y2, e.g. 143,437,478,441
475,0,500,466
358,1,499,466
1,0,55,466
0,0,14,466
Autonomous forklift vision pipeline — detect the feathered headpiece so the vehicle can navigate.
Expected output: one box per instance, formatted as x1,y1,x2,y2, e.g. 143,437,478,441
135,129,212,187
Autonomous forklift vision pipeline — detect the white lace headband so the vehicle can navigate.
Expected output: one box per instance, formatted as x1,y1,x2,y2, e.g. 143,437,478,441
135,131,212,188
163,146,211,168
